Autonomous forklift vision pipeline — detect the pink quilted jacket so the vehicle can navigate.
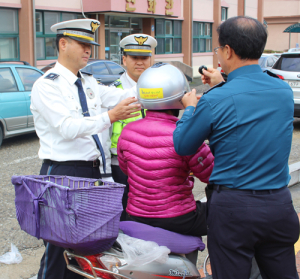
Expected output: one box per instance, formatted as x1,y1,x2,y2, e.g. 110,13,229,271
117,110,214,218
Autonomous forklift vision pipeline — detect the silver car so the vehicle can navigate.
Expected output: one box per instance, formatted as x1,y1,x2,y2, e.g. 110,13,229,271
258,54,278,71
270,52,300,117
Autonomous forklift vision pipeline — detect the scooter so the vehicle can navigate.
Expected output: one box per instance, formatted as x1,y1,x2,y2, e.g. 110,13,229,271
63,220,262,279
64,235,261,279
64,222,207,279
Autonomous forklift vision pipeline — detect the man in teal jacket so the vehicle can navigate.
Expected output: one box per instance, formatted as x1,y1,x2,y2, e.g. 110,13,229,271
174,16,299,279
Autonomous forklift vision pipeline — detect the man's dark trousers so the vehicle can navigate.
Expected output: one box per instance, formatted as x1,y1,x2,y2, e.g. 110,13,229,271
207,186,300,279
37,162,101,279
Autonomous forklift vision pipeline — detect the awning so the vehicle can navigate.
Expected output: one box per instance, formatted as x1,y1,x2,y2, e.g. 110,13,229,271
284,23,300,33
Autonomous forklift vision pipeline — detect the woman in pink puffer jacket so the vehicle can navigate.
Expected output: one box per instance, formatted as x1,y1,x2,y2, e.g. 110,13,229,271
118,109,214,236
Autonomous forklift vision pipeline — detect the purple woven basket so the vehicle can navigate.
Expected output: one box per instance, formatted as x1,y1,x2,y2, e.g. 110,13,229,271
11,175,125,255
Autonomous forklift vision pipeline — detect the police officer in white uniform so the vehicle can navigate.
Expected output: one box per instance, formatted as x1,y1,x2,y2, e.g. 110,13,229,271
30,18,141,279
109,34,157,220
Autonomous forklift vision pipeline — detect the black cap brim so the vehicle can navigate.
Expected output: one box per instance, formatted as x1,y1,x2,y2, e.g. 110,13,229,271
124,51,151,57
69,36,100,46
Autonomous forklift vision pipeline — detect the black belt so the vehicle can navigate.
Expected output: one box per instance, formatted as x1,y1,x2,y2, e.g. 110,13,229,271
211,184,286,194
43,159,100,168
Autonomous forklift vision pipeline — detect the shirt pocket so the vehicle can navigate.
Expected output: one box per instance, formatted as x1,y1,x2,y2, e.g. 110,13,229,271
87,96,102,116
63,95,81,118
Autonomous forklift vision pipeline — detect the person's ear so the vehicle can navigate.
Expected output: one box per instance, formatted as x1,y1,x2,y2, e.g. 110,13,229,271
226,45,233,60
59,37,69,51
123,55,127,67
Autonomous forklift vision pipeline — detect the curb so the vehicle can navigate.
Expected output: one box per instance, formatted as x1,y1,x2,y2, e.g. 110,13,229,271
289,161,300,187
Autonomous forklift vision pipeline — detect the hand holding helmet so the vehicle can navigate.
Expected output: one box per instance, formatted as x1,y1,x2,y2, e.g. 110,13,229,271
181,89,199,108
108,97,141,123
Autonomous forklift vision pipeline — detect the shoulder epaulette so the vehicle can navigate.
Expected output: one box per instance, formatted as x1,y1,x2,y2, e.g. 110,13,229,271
203,81,226,95
109,80,122,87
44,73,59,80
264,70,279,79
81,71,93,76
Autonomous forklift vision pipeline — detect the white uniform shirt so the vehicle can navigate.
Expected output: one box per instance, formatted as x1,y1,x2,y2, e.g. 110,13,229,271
120,72,136,90
30,62,136,162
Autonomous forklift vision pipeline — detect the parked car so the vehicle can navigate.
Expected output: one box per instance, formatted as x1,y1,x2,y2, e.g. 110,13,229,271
217,54,279,81
270,51,300,117
288,48,300,53
272,53,282,59
41,59,125,85
0,61,44,146
258,54,279,71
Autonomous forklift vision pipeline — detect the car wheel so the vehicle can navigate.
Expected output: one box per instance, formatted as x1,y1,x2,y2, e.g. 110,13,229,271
0,125,3,147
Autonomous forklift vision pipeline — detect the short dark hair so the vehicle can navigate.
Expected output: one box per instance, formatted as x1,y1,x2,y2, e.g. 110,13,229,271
56,35,70,52
217,16,267,60
151,109,180,117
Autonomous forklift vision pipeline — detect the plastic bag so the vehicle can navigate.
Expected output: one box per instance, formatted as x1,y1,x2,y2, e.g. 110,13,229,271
117,233,170,266
0,243,23,264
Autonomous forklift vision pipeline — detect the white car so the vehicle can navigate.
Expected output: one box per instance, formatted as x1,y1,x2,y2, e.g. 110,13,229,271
269,51,300,117
288,48,300,53
258,54,278,71
217,54,278,81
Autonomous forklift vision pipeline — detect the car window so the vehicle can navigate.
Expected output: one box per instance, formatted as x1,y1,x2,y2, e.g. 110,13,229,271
106,62,124,75
16,68,42,91
271,57,277,64
91,62,110,75
267,57,275,67
273,55,300,72
0,68,18,92
258,57,266,68
83,65,92,73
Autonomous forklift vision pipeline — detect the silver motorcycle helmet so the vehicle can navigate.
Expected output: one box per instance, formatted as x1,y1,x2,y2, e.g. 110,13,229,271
137,63,190,110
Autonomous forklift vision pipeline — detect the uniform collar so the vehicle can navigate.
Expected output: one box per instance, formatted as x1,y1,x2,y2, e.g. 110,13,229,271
54,62,86,85
227,64,262,82
125,72,137,87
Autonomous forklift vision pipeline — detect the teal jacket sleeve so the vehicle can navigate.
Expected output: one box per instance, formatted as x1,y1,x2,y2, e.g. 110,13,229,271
173,98,213,156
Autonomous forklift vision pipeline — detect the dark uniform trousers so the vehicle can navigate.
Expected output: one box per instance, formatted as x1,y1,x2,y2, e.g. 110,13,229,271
111,164,129,221
207,186,300,279
37,162,101,279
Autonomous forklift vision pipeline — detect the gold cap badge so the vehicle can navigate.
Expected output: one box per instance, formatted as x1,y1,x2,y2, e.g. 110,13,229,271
134,36,148,45
91,21,100,33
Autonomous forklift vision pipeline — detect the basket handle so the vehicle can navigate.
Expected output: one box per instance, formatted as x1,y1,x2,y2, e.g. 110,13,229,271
22,180,50,239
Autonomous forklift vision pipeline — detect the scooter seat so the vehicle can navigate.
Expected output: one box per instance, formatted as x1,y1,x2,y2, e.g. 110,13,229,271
119,221,205,254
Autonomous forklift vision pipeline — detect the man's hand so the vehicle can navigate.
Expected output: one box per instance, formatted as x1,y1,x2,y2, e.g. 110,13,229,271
201,67,224,87
108,97,141,123
181,89,199,108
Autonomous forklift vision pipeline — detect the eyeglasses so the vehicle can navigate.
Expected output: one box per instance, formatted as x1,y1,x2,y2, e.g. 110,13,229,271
214,46,224,54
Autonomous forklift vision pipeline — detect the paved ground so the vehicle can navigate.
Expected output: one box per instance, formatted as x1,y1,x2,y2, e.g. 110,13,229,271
0,78,300,278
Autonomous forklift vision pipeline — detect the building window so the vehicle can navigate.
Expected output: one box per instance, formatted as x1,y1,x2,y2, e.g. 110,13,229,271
155,19,182,54
104,15,142,33
193,22,212,53
104,15,143,63
221,7,228,21
36,11,82,60
0,9,19,61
